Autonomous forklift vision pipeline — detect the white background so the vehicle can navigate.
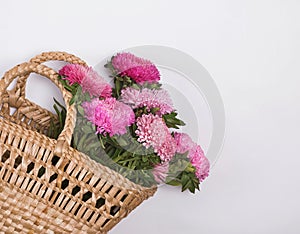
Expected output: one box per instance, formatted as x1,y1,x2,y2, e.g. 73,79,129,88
0,1,299,233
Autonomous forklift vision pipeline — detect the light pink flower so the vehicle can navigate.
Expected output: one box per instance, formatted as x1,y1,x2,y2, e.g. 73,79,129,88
174,132,210,181
81,69,112,98
189,145,210,182
153,162,169,184
82,98,135,136
112,52,160,84
59,64,112,98
135,114,176,161
174,132,196,154
156,136,177,161
120,87,173,116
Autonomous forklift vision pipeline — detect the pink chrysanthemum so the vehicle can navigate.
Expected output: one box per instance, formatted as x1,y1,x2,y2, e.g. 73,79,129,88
112,52,160,84
135,114,176,161
135,114,167,149
174,132,210,181
153,162,169,184
59,64,112,98
82,98,135,136
120,87,174,116
157,137,177,161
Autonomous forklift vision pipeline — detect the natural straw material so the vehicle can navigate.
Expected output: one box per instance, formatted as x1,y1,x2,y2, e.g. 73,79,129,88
0,52,157,233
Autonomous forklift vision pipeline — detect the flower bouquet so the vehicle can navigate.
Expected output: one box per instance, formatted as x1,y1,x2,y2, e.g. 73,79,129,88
53,52,210,193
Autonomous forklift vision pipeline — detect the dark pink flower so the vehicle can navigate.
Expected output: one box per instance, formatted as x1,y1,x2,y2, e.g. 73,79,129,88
59,64,112,98
82,98,135,136
59,64,87,85
112,52,160,84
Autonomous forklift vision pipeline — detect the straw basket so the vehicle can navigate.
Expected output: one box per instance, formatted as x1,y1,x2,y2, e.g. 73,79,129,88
0,52,157,233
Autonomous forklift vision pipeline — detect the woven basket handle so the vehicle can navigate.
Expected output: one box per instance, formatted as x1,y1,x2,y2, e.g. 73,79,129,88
15,51,87,97
0,62,76,157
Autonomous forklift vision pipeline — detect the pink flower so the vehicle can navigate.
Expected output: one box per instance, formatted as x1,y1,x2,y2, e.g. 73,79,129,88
189,145,210,182
157,137,177,161
135,114,167,148
112,52,160,84
81,69,112,98
59,64,87,85
82,98,135,136
135,114,176,161
59,64,112,98
153,163,169,184
120,87,174,116
174,132,196,154
174,132,210,181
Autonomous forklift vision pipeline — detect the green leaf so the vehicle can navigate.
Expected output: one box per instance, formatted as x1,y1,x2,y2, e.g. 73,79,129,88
151,107,160,114
115,79,122,97
142,155,148,163
99,136,106,149
181,173,190,187
131,83,140,90
48,119,55,138
163,112,186,129
166,179,181,186
116,136,128,147
104,59,116,74
82,125,94,134
53,98,66,110
69,96,75,105
77,105,85,116
180,171,200,193
77,133,89,150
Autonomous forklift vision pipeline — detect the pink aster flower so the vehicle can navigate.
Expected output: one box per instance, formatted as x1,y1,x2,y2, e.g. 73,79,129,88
59,64,112,98
82,97,135,136
174,132,210,181
112,52,160,84
135,114,176,161
153,162,169,184
59,64,87,85
120,87,174,116
189,145,210,182
174,132,196,154
81,68,112,98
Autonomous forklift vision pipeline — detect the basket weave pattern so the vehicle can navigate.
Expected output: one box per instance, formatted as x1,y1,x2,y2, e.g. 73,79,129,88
0,52,157,233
